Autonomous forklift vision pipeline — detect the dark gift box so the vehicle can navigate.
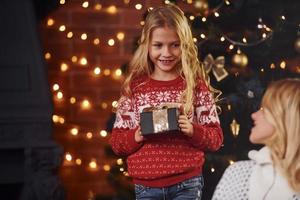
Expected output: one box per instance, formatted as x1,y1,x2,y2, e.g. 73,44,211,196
140,105,180,135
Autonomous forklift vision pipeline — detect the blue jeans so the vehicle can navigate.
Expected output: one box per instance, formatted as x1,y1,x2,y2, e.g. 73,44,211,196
135,175,204,200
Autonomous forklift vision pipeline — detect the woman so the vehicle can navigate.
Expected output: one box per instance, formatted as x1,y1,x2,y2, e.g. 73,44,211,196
212,78,300,200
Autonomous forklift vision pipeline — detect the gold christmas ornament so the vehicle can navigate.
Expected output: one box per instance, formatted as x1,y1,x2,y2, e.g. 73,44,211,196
230,119,240,138
203,54,228,81
232,52,248,67
194,0,209,16
294,37,300,53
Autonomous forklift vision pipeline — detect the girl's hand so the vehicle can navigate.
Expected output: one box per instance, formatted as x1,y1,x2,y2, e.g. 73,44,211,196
178,115,194,137
134,127,144,143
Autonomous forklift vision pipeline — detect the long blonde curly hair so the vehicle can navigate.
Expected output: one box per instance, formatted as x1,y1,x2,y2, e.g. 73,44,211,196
122,4,218,114
262,78,300,192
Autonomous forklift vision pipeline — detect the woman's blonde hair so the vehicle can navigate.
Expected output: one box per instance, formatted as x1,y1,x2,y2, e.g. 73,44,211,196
262,78,300,192
122,4,217,114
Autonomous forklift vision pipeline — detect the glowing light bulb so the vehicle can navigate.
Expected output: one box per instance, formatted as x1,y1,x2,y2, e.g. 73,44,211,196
135,4,142,10
59,25,66,32
81,33,88,40
116,32,125,41
45,52,51,60
94,67,101,75
93,38,100,45
70,128,79,136
53,83,60,91
100,130,107,137
108,39,115,46
82,1,89,8
79,57,88,65
65,152,72,161
47,18,55,26
70,97,76,104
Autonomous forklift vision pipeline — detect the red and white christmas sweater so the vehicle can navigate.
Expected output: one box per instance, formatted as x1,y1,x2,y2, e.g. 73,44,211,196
109,75,223,187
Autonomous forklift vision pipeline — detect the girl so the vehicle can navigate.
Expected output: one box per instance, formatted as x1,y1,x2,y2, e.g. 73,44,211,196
109,4,223,200
212,78,300,200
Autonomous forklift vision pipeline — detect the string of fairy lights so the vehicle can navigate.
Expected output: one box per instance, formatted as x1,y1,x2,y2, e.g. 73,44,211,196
45,0,300,181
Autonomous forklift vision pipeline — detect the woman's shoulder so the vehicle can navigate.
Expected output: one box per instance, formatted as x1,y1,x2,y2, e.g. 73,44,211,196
212,160,255,200
224,160,255,176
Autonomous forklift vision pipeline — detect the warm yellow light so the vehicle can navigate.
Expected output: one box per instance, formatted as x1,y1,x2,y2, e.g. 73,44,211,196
270,63,275,69
60,63,68,72
82,1,89,8
220,36,225,42
94,67,101,75
47,18,55,26
242,37,247,43
71,56,78,63
116,32,125,41
112,101,118,108
79,57,88,65
123,171,129,176
116,158,123,165
67,31,73,38
135,4,142,10
65,153,72,161
81,33,88,40
229,160,235,165
124,0,130,4
119,167,124,172
165,0,171,4
86,132,93,139
59,117,65,124
81,99,91,109
225,0,230,5
93,38,100,45
107,5,117,14
189,15,195,20
70,128,79,136
280,61,286,69
100,130,108,137
281,15,286,20
60,0,65,4
227,104,231,111
70,97,76,104
52,115,59,123
103,69,111,76
45,52,51,60
103,164,111,171
94,3,102,10
193,38,197,42
57,91,63,99
89,159,97,169
211,167,215,172
101,102,108,109
114,69,122,76
75,158,82,165
140,21,145,26
200,34,206,39
260,68,264,72
229,44,234,50
53,83,60,91
108,39,115,46
214,12,220,17
59,25,66,32
201,17,207,22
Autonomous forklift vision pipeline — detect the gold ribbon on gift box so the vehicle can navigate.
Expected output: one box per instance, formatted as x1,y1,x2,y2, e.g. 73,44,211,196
142,103,179,133
203,54,228,82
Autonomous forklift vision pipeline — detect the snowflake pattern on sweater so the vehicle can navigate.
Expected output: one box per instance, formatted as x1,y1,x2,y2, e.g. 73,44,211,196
109,75,223,187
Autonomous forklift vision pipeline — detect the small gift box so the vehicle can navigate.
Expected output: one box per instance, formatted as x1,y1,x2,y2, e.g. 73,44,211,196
140,104,180,135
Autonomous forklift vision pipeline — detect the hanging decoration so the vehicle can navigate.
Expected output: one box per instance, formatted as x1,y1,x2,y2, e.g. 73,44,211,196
194,0,209,16
232,51,248,68
230,118,240,138
203,54,228,81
